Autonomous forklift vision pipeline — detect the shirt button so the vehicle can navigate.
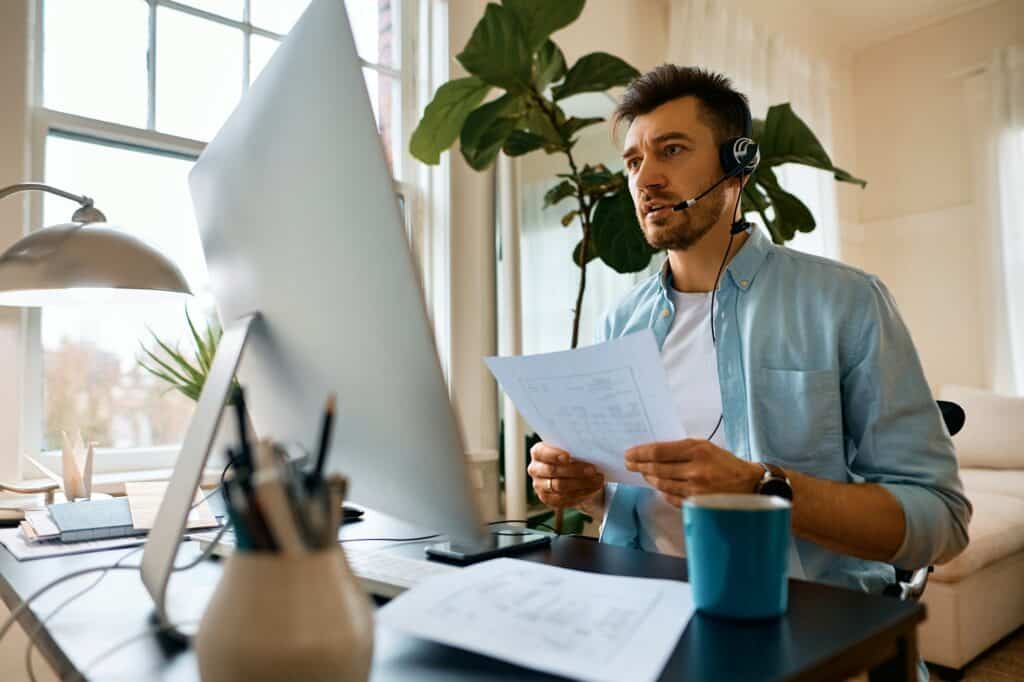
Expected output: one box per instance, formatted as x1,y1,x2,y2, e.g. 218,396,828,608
739,280,749,289
661,308,670,318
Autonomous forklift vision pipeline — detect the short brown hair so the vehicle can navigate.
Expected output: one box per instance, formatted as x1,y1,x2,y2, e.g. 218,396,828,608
614,65,751,144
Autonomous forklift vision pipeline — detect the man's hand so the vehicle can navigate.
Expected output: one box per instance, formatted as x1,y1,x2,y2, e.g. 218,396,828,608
625,439,763,508
529,442,604,509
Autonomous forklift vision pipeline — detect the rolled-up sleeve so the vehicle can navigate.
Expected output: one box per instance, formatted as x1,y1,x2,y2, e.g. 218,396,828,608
842,277,972,570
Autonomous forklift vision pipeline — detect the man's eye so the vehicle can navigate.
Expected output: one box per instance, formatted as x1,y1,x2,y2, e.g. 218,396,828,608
626,158,641,171
665,144,685,156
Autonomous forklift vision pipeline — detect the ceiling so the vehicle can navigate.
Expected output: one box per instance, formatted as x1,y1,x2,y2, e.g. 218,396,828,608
766,0,1000,53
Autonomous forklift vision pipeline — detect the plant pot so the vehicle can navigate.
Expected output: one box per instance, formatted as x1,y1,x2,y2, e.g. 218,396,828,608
195,547,374,682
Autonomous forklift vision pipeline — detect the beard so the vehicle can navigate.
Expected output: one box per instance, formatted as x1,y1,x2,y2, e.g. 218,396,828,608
637,181,728,251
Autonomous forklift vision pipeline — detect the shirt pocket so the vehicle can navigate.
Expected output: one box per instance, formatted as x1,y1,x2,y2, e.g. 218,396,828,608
754,368,843,469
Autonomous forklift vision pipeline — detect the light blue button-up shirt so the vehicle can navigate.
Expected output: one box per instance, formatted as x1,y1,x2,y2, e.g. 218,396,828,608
597,225,971,596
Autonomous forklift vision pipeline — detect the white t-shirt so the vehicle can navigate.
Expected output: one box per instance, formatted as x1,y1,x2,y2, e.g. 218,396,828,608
637,288,725,556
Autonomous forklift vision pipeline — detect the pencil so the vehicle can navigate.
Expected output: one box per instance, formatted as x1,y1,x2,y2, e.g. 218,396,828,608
312,393,337,484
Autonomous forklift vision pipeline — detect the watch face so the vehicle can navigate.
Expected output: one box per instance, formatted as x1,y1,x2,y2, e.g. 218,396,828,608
759,479,793,501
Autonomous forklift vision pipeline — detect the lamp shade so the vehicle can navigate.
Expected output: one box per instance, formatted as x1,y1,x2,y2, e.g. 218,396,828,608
0,222,193,306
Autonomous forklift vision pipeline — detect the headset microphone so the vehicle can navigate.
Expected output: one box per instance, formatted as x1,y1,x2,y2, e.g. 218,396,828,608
672,172,735,211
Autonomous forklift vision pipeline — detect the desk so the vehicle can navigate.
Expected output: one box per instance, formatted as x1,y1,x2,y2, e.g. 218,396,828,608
0,511,924,681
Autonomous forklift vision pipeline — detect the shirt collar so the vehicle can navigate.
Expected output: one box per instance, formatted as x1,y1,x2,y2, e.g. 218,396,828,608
657,225,773,296
724,224,772,292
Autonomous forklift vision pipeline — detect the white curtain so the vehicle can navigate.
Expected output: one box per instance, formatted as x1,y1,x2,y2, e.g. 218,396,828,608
990,47,1024,393
668,0,840,259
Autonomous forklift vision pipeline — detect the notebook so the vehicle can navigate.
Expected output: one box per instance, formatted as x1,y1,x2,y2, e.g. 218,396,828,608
47,498,146,543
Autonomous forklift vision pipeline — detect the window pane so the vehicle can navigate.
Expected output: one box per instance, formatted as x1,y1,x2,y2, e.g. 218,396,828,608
250,0,398,68
345,0,399,67
41,135,213,451
175,1,244,20
43,0,148,128
156,6,243,142
249,34,279,85
363,69,402,178
250,0,312,35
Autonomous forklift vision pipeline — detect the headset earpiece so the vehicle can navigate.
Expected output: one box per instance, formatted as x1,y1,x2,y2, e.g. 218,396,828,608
719,136,760,177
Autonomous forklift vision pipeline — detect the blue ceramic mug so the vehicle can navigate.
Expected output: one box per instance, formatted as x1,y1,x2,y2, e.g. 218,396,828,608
683,494,791,620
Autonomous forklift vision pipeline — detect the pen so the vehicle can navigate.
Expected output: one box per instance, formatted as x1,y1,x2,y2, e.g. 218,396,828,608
311,393,337,488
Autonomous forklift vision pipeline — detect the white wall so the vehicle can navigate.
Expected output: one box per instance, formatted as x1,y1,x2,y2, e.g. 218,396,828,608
851,0,1024,391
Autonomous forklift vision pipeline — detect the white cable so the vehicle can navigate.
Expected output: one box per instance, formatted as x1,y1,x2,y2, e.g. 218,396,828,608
68,619,200,682
4,474,230,650
23,544,145,682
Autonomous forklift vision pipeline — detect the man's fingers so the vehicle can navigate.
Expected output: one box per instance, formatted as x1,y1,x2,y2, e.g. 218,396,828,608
530,442,572,465
661,492,685,509
527,460,597,479
643,475,689,498
532,475,603,495
624,439,702,465
627,461,690,478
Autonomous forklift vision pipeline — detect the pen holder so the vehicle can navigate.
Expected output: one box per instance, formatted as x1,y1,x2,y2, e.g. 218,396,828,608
196,547,374,682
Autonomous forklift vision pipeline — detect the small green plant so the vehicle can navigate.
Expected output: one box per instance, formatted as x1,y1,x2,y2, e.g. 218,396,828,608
138,309,237,403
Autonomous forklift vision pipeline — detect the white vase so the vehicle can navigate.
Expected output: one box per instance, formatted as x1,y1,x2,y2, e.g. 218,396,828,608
196,547,374,682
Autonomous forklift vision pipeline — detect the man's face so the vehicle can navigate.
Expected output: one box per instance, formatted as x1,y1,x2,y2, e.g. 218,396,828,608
622,96,731,251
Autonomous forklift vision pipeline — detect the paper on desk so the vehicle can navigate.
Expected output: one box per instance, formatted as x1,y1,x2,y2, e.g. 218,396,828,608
0,528,145,561
377,557,693,682
486,330,685,485
126,481,218,530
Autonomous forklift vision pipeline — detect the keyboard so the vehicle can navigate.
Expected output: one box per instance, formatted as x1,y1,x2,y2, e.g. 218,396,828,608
196,532,460,598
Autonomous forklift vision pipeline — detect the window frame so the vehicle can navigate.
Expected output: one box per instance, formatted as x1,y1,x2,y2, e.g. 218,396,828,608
20,0,429,477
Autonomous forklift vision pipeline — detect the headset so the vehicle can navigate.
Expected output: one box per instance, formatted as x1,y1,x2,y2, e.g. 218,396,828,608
672,100,760,233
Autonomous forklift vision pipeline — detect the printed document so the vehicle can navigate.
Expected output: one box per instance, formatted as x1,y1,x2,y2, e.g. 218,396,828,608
486,330,685,485
376,558,693,682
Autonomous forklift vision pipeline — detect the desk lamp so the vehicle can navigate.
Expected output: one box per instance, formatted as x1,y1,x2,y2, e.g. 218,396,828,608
0,182,192,306
0,181,192,497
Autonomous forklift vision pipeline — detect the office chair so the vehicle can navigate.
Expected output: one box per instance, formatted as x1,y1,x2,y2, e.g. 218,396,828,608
883,400,966,601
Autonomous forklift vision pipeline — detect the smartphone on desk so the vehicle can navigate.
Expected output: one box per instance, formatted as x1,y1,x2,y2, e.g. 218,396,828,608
342,504,365,524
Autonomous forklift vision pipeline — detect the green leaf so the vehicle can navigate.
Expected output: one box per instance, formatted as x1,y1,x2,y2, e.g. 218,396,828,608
552,52,640,101
503,129,547,156
755,167,816,243
501,0,584,52
410,77,491,165
544,180,575,208
534,40,566,90
591,188,657,273
460,94,527,170
456,4,532,90
185,308,211,374
572,236,597,266
757,103,867,187
561,116,604,141
561,210,579,227
523,106,564,149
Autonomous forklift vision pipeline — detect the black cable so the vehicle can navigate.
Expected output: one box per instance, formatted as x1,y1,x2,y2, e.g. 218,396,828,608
489,519,562,535
338,534,441,543
705,179,744,442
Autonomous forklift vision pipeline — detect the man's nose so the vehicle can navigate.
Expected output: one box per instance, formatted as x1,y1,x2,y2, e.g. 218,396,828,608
635,157,666,194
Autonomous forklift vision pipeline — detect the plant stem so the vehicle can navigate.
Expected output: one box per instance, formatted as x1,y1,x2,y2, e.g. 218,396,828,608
531,92,593,535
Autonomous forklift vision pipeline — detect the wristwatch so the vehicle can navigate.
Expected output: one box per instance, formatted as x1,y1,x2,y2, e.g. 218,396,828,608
755,462,793,501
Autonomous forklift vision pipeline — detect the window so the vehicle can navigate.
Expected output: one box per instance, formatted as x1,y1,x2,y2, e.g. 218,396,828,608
29,0,415,472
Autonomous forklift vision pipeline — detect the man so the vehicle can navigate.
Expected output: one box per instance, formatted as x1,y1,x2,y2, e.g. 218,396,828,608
529,65,970,597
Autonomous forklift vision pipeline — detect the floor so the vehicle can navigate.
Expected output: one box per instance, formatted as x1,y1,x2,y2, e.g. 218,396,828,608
929,626,1024,681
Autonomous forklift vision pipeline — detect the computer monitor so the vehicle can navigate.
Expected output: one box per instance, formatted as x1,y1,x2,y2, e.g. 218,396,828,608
140,0,545,628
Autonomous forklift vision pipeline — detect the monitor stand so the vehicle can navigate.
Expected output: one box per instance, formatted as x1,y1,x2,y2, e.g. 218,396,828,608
425,530,552,565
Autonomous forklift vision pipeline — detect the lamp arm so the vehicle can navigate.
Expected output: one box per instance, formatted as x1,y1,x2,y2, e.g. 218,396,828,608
0,182,92,206
0,183,106,223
